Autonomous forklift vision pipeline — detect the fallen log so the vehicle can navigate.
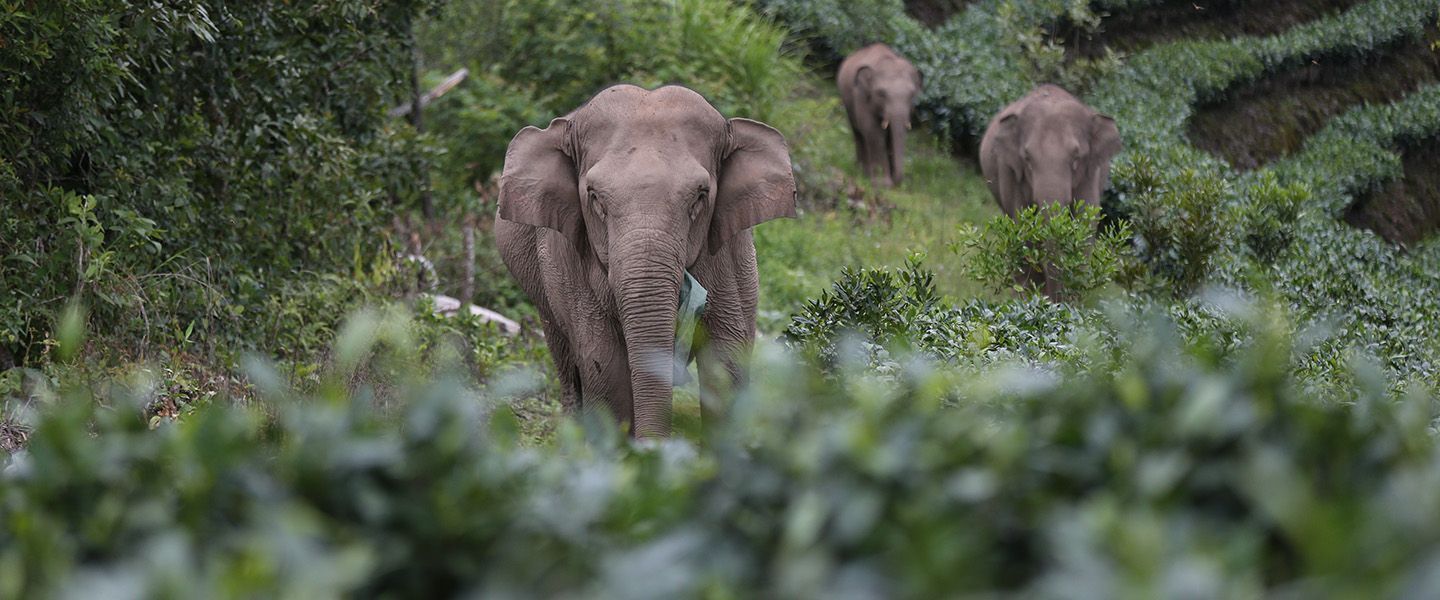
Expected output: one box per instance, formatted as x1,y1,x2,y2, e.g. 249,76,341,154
388,68,469,118
423,293,522,336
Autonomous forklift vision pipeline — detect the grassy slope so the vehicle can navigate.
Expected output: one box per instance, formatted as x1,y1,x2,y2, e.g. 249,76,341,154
671,73,1000,435
754,76,1001,333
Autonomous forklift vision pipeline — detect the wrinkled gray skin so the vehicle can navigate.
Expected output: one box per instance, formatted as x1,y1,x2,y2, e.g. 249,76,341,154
980,84,1123,298
495,85,796,438
838,43,922,187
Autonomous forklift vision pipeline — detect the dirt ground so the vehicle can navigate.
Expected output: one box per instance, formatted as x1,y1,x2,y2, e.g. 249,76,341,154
903,0,977,28
1345,136,1440,246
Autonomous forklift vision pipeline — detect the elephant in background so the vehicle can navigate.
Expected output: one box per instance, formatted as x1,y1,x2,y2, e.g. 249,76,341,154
838,43,922,187
979,84,1123,297
495,84,796,438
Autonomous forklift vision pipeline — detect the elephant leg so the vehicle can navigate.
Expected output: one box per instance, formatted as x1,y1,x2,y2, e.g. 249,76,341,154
1013,266,1044,295
848,116,870,178
497,222,585,411
540,320,582,413
690,232,758,431
861,125,889,186
577,312,636,434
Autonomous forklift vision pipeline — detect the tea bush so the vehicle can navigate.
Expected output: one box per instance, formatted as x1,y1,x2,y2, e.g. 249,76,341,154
783,258,1094,369
767,0,1440,383
6,302,1440,596
953,203,1133,301
1109,157,1236,296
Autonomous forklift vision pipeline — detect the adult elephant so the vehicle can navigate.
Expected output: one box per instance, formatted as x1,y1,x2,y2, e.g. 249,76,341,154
838,43,922,187
979,84,1123,297
495,84,796,438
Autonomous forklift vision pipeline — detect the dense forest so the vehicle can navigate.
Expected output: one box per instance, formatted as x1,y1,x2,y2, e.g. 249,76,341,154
4,0,1440,596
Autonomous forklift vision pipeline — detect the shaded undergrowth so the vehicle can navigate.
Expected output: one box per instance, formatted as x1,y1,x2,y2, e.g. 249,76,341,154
1345,135,1440,245
903,0,977,28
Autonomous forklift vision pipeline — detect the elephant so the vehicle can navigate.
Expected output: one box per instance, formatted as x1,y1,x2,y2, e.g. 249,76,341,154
837,43,923,187
495,84,796,438
979,84,1123,298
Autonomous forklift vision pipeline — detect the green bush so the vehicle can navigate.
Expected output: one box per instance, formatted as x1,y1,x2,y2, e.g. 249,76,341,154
418,0,801,156
953,203,1133,301
0,0,437,366
783,258,1094,369
421,70,551,202
6,301,1440,596
1110,156,1235,296
761,0,1440,386
1239,173,1308,262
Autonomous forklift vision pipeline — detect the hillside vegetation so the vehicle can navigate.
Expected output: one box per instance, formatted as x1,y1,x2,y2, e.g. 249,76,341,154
4,0,1440,596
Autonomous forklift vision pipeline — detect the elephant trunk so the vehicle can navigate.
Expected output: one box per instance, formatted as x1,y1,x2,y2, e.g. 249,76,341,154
611,231,684,438
1032,171,1074,208
886,113,908,187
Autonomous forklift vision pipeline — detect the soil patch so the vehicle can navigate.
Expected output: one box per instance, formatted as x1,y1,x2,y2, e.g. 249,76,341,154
904,0,977,29
1186,26,1440,170
1057,0,1368,60
1345,136,1440,246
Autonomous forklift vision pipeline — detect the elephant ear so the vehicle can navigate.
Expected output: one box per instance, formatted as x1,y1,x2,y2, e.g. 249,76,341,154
992,113,1022,166
1090,113,1122,162
711,118,796,254
855,65,877,95
498,117,583,251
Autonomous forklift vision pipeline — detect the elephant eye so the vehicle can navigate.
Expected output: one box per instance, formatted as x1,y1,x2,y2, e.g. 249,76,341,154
589,189,606,221
689,189,708,221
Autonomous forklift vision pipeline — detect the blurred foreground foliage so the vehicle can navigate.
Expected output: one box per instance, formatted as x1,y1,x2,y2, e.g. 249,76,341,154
5,296,1440,597
6,0,1440,596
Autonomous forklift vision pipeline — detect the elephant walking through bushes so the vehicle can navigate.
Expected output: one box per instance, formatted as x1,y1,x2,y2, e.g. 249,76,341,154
495,84,796,438
838,43,922,187
979,84,1123,298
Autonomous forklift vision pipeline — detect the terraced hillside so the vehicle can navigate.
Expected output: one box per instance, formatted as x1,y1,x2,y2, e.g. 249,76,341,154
760,0,1440,375
1064,0,1370,59
1187,23,1440,170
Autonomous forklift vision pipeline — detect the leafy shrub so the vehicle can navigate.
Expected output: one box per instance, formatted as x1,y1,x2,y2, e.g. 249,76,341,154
783,258,1094,369
420,0,799,130
1110,156,1234,296
422,70,551,203
953,203,1133,301
0,0,437,366
1239,173,1308,262
6,301,1440,596
994,0,1122,94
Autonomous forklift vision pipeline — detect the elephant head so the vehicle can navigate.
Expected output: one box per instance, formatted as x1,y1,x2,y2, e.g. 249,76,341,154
497,85,795,437
854,60,922,185
990,85,1122,209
